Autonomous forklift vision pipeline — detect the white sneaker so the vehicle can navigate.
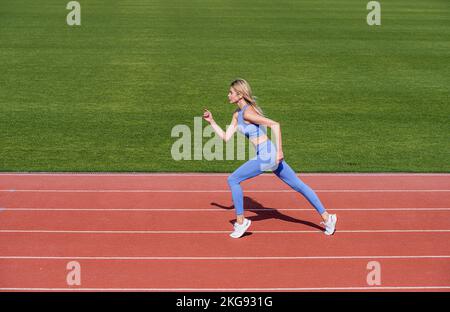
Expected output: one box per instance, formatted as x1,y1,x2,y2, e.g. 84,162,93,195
230,219,251,238
321,214,337,235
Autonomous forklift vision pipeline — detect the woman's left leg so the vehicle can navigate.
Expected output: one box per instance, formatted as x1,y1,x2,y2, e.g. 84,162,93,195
227,158,265,220
227,158,265,238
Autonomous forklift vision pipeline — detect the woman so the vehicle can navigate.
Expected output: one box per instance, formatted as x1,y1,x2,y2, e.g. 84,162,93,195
203,78,337,238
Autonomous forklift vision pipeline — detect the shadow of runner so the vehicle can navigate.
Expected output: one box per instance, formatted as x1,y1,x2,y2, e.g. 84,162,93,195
211,196,325,231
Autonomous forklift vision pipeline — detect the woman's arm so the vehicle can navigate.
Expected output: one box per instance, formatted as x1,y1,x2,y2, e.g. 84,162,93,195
203,109,238,142
243,108,284,162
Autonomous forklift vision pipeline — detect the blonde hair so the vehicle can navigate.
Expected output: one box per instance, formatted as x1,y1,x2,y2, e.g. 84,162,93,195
230,78,264,116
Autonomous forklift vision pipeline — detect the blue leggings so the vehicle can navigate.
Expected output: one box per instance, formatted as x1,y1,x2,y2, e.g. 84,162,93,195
227,140,326,216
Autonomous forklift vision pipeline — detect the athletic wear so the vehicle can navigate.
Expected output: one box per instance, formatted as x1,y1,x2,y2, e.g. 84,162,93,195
322,214,337,235
237,104,267,139
230,218,252,238
227,104,327,219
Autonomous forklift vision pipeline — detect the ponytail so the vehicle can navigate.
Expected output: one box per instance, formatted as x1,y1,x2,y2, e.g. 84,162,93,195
242,94,264,116
230,78,265,117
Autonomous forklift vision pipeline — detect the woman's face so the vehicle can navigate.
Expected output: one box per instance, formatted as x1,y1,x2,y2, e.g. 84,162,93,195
228,87,241,104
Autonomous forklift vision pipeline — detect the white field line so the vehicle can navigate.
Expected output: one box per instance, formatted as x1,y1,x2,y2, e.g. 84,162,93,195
1,255,449,260
2,207,450,212
0,189,449,193
0,173,449,177
1,286,450,291
1,229,450,234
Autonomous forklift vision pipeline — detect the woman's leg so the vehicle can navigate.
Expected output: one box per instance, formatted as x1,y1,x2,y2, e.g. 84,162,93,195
227,158,265,223
273,160,328,220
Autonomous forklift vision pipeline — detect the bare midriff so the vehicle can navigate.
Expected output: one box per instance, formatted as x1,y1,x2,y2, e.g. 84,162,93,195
250,134,269,146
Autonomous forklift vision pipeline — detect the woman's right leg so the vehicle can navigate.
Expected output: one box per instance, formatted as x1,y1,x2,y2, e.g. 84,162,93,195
272,160,327,217
272,160,337,235
227,158,264,223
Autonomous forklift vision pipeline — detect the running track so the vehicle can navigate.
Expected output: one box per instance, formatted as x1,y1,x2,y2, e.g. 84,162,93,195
0,173,449,292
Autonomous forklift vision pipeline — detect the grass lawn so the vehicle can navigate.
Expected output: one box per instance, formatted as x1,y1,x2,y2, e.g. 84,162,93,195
1,0,449,172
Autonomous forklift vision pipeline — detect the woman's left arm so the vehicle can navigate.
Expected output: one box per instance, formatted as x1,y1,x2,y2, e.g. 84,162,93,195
244,110,284,163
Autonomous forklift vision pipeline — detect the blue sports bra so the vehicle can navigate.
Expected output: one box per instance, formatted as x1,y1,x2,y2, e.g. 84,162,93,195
237,104,267,139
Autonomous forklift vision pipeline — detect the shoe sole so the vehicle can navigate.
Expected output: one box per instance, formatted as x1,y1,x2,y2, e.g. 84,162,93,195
324,215,337,236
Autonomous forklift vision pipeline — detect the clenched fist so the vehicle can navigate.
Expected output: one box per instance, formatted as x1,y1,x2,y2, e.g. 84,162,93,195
203,108,213,123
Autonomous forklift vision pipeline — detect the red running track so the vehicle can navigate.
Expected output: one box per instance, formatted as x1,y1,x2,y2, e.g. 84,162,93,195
0,173,449,291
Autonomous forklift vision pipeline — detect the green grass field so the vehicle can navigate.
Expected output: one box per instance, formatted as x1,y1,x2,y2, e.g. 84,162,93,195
1,0,449,172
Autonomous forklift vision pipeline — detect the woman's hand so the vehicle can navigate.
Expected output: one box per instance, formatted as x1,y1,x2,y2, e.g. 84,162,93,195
276,150,284,165
203,108,213,123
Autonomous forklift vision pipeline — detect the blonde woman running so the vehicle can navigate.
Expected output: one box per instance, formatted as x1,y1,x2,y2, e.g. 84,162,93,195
203,78,337,238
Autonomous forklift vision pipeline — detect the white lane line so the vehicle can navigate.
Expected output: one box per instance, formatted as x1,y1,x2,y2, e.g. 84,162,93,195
1,229,450,234
0,286,450,291
0,173,449,177
1,255,449,260
2,207,450,211
0,189,449,193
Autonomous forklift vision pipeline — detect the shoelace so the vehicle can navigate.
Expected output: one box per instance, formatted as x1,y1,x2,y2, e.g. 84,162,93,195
234,220,248,228
322,215,335,224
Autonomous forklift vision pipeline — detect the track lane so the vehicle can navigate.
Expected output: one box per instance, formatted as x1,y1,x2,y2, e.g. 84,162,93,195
1,192,448,209
0,210,450,231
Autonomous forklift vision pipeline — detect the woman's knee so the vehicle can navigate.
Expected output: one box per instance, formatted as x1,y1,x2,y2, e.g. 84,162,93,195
227,174,240,187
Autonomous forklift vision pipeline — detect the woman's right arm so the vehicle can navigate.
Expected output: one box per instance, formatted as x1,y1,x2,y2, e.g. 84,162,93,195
203,109,238,142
